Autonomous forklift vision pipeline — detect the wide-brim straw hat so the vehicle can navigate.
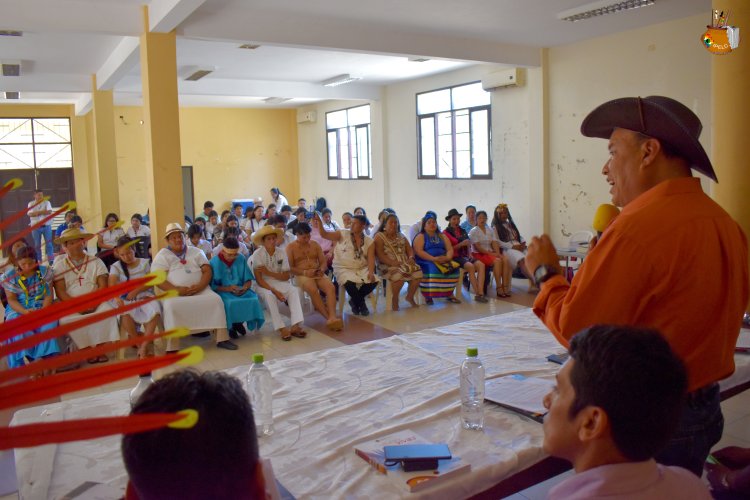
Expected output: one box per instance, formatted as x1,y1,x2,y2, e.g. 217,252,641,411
252,225,284,246
580,95,716,182
54,227,94,245
164,222,185,239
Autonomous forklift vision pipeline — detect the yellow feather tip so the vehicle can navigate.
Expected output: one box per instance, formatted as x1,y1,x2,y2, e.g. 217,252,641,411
62,200,77,211
164,327,190,339
145,269,167,287
176,346,204,366
5,178,23,189
159,289,179,300
168,409,199,429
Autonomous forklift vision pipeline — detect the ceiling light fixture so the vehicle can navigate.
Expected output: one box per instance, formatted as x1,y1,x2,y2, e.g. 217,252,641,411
558,0,655,22
184,68,214,81
0,30,22,37
239,44,261,50
4,91,20,99
408,57,430,63
263,97,292,105
321,74,362,87
1,62,21,77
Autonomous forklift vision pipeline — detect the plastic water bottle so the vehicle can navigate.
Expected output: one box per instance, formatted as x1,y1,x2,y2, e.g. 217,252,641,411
247,353,274,436
129,375,154,407
460,347,485,430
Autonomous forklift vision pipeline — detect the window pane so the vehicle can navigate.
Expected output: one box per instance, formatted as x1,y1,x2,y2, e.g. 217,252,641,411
456,151,471,178
472,109,489,175
451,82,490,110
356,126,370,178
420,117,436,176
347,105,370,127
0,119,32,144
327,131,338,177
339,129,350,179
326,110,347,129
35,144,72,168
33,118,71,143
417,89,450,115
0,144,35,169
436,112,453,178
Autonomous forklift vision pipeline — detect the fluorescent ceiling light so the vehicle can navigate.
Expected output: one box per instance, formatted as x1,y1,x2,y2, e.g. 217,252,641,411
239,44,261,50
263,97,292,105
558,0,655,22
321,74,362,87
4,91,20,99
184,68,215,81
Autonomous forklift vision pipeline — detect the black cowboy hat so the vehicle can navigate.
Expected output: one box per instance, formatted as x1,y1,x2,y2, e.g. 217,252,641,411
580,96,716,182
445,208,463,221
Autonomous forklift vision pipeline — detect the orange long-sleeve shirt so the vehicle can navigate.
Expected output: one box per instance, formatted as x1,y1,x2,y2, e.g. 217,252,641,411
534,177,749,391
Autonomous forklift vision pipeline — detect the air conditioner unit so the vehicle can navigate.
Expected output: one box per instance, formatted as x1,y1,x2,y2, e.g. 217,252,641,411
296,111,317,124
481,68,524,91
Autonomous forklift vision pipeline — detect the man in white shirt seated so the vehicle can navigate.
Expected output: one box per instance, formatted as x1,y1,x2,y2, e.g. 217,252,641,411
122,370,279,500
543,325,710,499
267,214,295,251
150,223,237,351
53,227,120,363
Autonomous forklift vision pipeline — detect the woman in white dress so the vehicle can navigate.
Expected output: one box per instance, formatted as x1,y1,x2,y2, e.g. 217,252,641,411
270,187,289,210
245,205,266,237
469,211,512,298
109,235,161,359
98,213,126,269
150,223,236,351
126,213,151,259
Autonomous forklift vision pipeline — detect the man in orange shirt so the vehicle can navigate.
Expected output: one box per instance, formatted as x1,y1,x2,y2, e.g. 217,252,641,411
525,96,749,476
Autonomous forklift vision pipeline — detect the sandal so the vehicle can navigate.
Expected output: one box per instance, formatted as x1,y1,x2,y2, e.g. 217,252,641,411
291,329,307,339
326,318,344,331
87,357,99,364
97,354,109,363
280,328,292,341
446,296,461,304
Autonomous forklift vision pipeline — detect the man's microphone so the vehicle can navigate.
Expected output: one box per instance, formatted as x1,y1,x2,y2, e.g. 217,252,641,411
592,204,620,237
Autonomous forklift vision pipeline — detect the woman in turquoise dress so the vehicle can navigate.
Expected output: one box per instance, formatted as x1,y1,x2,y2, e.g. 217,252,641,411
2,246,60,369
412,212,461,304
209,237,265,338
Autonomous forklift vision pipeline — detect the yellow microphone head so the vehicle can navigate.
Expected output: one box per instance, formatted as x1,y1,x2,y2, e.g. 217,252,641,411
593,204,620,233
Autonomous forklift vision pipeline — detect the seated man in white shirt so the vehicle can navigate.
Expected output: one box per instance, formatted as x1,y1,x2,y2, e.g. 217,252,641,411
187,223,212,259
53,228,120,363
151,223,237,351
267,214,295,251
543,325,710,500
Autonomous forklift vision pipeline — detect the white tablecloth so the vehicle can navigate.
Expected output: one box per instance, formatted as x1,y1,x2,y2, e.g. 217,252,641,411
11,309,750,500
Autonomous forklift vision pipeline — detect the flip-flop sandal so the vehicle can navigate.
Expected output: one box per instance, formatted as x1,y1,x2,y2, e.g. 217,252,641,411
291,330,307,338
87,357,99,364
447,297,461,304
97,354,109,363
280,332,292,341
327,319,344,331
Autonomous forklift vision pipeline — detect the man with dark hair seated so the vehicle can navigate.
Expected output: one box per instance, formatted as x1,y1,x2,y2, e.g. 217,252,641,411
122,370,276,500
543,325,710,499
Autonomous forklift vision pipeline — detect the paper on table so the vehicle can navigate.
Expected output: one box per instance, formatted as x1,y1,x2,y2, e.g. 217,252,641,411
737,330,750,351
484,374,554,416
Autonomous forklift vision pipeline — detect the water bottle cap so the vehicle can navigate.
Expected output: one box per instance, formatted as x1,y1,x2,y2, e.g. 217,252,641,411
252,353,264,363
466,347,478,357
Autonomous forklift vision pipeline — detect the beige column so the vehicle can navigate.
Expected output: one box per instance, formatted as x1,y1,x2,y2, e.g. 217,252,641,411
90,75,120,219
711,0,750,311
139,6,184,250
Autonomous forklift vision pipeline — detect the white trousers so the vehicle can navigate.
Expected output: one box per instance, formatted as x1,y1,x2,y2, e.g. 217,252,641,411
255,279,304,330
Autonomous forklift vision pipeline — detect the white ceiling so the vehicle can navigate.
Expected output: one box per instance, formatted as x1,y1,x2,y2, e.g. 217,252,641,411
0,0,709,112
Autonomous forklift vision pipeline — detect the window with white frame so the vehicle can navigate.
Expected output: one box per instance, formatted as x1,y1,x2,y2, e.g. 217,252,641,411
417,82,491,179
0,118,73,170
326,104,371,180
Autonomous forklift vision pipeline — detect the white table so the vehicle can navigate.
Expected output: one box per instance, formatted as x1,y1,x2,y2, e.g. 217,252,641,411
11,309,750,500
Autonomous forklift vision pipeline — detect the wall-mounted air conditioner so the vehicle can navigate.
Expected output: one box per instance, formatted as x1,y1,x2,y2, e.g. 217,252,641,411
296,111,317,124
481,68,525,91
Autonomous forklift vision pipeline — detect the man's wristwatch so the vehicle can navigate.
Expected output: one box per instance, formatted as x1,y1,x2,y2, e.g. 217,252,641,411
533,265,559,286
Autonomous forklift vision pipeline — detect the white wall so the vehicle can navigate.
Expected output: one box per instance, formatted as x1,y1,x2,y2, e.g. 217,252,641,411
547,13,711,246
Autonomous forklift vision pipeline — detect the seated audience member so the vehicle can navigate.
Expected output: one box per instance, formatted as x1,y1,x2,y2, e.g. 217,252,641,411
321,208,340,231
444,208,487,303
187,224,213,259
53,228,119,363
98,212,126,268
209,237,265,339
2,246,60,368
469,210,511,298
204,210,219,242
1,239,30,275
109,236,161,360
297,198,306,209
213,226,250,257
286,207,307,234
240,206,253,233
279,205,293,222
370,208,395,235
315,212,378,316
195,200,214,222
265,203,277,220
270,187,289,209
225,214,251,246
151,223,237,351
374,213,422,310
705,446,750,498
460,204,477,233
341,212,353,230
213,210,230,244
127,213,152,259
314,197,327,213
492,203,534,288
266,214,295,251
233,203,244,221
68,214,84,231
353,207,374,235
413,212,461,305
286,222,343,330
543,325,709,499
245,205,266,236
408,211,435,243
251,225,307,341
122,370,276,500
54,210,76,238
310,216,335,268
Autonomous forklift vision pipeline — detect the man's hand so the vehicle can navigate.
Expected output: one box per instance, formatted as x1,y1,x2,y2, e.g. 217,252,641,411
525,234,562,277
272,289,285,302
367,271,376,283
125,290,139,301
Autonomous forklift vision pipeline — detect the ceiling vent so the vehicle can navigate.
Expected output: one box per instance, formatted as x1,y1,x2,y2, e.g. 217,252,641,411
4,91,20,99
239,44,261,50
264,97,291,105
2,63,21,77
0,30,23,37
184,68,213,81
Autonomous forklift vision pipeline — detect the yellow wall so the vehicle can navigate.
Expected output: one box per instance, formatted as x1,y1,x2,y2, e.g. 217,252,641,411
114,106,299,220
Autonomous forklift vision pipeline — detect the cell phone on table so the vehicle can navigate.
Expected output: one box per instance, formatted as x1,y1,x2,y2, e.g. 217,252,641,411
383,443,451,465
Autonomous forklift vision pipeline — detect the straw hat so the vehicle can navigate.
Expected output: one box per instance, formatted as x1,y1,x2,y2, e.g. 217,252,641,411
164,222,185,239
252,225,284,246
54,227,93,245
